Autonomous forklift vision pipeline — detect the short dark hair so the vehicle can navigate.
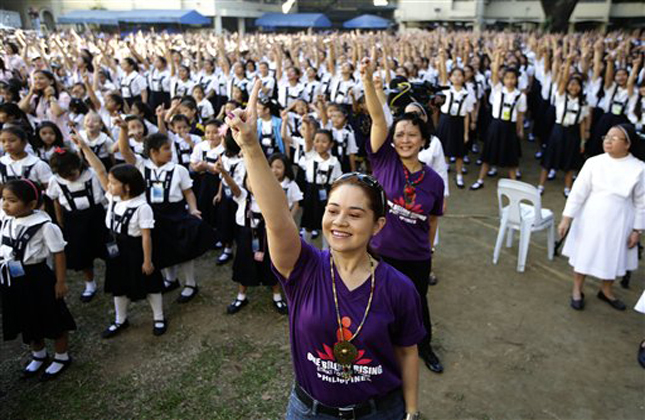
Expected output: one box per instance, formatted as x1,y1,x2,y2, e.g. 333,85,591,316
49,147,87,179
4,179,43,207
268,153,295,181
224,128,241,157
109,164,146,197
0,125,29,143
144,133,171,158
387,112,431,150
125,115,149,137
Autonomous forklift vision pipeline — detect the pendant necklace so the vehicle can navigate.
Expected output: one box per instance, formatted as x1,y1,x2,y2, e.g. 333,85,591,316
330,254,375,380
403,164,425,206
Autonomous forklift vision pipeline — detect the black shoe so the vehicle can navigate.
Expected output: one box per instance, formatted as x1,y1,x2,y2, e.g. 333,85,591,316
101,319,130,339
227,298,249,314
422,349,444,373
79,290,96,303
273,299,288,315
455,177,465,189
428,273,438,286
22,353,49,378
597,291,626,311
39,357,72,382
162,279,181,294
638,341,645,369
153,319,168,336
176,285,199,303
620,272,631,289
216,252,233,266
570,293,585,311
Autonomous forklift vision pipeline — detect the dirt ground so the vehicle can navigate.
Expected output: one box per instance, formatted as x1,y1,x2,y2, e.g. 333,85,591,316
1,141,644,420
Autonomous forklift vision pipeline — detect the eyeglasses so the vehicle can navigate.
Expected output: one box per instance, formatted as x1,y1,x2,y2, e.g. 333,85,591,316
602,135,627,143
334,172,388,217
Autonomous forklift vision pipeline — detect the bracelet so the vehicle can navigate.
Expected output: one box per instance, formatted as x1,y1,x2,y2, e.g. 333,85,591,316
405,413,420,420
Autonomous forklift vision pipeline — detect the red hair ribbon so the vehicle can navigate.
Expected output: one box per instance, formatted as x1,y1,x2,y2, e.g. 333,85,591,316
53,147,66,155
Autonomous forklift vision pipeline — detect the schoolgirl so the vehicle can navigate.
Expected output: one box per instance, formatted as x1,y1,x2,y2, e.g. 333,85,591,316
588,52,641,157
256,99,285,157
131,100,160,136
176,100,205,136
170,64,195,98
277,66,305,109
123,115,149,159
300,126,342,248
46,145,107,302
77,144,165,337
195,59,217,97
214,131,246,265
329,107,359,173
0,126,52,187
190,119,225,230
119,57,148,106
538,54,589,197
32,121,67,162
160,114,201,168
437,51,475,188
191,85,215,123
148,55,172,110
257,61,276,100
117,121,214,303
328,60,359,106
67,98,90,132
225,173,288,315
96,92,126,142
302,67,322,104
471,50,527,190
0,179,75,381
627,79,645,161
17,70,72,139
226,62,251,100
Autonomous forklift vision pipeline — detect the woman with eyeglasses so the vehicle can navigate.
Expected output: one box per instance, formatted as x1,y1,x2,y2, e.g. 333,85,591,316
360,58,446,374
559,123,645,311
226,80,424,420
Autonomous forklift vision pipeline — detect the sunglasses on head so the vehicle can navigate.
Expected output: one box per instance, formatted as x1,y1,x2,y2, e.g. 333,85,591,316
334,172,387,217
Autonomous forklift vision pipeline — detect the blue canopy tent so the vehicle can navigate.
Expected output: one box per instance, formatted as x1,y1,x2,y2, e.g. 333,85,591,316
343,14,391,29
57,10,120,26
255,13,331,29
58,9,210,26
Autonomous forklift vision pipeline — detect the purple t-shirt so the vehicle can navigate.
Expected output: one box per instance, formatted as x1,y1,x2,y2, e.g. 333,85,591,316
367,140,444,261
273,239,426,407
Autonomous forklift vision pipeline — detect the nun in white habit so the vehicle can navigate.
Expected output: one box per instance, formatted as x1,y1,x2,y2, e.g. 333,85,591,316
559,123,645,311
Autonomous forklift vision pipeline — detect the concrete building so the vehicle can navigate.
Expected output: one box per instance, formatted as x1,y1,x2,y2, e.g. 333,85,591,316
396,0,645,31
1,0,284,34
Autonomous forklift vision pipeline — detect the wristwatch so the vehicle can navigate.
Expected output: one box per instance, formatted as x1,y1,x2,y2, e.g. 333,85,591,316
405,413,420,420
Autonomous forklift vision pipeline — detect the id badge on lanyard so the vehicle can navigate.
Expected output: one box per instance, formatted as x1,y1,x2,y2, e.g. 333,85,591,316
611,102,623,116
318,188,328,201
261,136,272,146
502,106,512,121
7,260,25,278
106,239,120,259
151,181,165,203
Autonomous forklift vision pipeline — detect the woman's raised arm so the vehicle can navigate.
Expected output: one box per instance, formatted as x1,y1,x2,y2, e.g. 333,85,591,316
226,80,301,278
361,57,388,153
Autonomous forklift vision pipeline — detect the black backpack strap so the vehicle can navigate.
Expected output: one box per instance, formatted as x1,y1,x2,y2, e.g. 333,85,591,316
13,222,47,262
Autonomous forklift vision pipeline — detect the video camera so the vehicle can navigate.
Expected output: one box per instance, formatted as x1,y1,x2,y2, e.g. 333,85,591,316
387,76,444,116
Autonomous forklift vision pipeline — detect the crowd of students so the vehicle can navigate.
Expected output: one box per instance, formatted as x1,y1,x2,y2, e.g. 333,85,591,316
0,27,643,402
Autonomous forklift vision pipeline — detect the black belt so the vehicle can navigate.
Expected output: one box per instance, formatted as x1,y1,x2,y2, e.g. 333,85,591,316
294,383,402,419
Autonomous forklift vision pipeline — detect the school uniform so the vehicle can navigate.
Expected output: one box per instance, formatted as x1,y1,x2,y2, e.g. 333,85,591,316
120,71,147,106
627,94,645,161
170,76,196,98
195,71,216,94
216,155,246,244
329,77,358,105
135,158,214,269
588,83,632,157
104,193,163,301
226,75,250,100
277,81,305,109
0,154,52,185
330,124,359,173
257,117,285,157
169,132,201,168
300,151,342,231
436,86,475,158
541,93,588,172
190,142,224,229
46,170,107,271
231,189,277,287
207,72,229,116
79,130,114,170
197,98,215,123
480,84,527,167
0,210,76,344
258,74,276,100
148,68,171,109
281,178,304,210
302,80,321,104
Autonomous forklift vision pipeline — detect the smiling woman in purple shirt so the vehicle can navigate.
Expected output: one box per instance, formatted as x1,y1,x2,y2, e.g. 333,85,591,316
360,58,446,375
225,80,424,420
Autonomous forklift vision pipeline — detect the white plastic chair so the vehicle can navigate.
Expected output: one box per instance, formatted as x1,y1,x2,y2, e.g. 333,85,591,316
493,179,555,272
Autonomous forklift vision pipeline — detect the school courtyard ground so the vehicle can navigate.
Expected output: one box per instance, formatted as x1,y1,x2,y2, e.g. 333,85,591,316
1,141,643,420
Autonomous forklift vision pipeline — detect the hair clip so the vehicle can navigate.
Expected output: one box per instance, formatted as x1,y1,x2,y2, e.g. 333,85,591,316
53,147,66,155
218,124,229,137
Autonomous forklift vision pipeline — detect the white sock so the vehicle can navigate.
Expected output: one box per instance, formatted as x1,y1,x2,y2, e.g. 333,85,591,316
45,352,69,375
456,174,463,182
236,292,247,301
114,296,129,324
180,261,196,296
25,348,47,372
147,293,164,325
83,280,97,295
273,293,283,302
163,266,178,285
224,247,233,254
